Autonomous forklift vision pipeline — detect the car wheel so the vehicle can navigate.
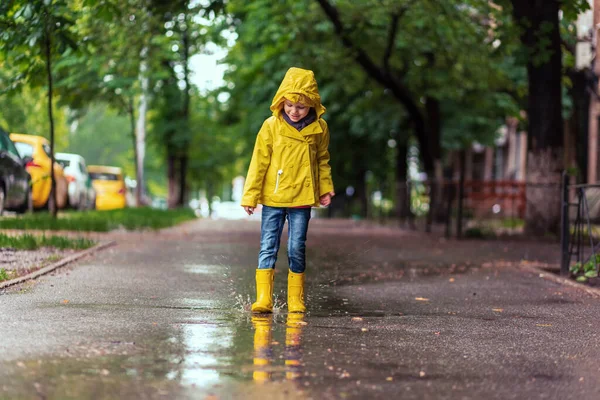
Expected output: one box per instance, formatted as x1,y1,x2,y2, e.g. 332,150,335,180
0,185,5,216
78,193,87,211
26,187,33,213
17,186,33,214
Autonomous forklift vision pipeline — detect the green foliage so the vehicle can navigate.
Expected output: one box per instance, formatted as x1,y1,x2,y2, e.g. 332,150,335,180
0,0,592,212
570,254,600,282
0,208,196,231
0,268,9,282
0,233,95,250
212,0,524,215
66,103,132,167
0,85,69,149
0,0,80,93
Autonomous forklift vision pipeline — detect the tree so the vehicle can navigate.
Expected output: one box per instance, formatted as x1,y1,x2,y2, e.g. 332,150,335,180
215,0,519,223
55,0,155,206
148,0,217,208
505,0,590,235
1,0,80,216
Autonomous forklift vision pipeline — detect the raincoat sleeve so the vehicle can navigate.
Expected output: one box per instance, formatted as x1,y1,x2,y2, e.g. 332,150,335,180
317,122,334,196
241,120,273,207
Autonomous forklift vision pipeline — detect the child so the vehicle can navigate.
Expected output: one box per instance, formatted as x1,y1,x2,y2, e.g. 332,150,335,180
241,67,335,314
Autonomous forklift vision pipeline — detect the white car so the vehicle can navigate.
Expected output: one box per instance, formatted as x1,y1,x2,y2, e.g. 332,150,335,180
55,152,96,210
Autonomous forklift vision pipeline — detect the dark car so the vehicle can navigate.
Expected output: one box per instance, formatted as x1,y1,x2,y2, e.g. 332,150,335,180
0,127,33,215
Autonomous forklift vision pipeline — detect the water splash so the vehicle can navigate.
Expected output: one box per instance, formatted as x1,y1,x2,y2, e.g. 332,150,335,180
233,292,287,315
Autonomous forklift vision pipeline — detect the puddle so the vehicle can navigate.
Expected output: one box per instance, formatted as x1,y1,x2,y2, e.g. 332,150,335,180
183,264,223,275
0,311,312,399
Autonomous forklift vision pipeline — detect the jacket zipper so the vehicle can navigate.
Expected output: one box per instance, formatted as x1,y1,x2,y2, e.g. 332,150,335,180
274,169,283,193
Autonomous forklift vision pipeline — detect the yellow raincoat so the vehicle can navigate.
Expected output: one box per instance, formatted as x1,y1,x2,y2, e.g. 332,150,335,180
241,67,334,208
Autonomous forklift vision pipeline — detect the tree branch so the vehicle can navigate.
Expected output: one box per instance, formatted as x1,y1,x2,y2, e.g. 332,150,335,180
383,0,418,73
314,0,434,172
383,13,399,73
315,0,415,109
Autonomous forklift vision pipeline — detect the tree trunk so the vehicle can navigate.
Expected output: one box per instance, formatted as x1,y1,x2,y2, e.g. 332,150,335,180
128,97,139,207
567,69,589,182
136,52,149,207
457,149,466,238
177,27,191,208
525,148,563,234
354,168,368,218
512,0,564,236
178,155,188,207
395,140,414,227
425,97,442,230
44,12,57,218
167,154,179,209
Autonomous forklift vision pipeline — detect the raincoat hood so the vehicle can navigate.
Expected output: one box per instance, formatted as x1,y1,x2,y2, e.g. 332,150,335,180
270,67,326,119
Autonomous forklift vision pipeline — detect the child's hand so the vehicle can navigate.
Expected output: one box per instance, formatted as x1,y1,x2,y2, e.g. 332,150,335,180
243,206,255,215
319,191,335,207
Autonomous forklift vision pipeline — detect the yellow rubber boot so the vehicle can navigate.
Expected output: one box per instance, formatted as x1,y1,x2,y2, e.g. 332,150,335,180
287,271,306,313
252,315,273,382
251,269,274,313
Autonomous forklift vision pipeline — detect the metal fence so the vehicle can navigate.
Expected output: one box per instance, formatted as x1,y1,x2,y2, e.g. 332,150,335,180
390,179,559,239
560,173,600,277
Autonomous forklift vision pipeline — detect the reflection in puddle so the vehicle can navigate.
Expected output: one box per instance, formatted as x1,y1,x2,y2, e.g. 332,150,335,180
252,314,306,383
252,315,273,382
285,314,305,380
180,319,232,387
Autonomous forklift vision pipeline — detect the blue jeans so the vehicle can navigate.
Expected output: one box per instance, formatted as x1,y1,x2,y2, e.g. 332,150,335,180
258,206,311,273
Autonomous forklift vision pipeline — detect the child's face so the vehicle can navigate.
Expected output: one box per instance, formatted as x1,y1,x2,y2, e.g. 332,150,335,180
283,99,309,122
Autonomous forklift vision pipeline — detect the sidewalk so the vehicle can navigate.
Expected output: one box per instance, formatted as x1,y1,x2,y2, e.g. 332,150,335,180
0,218,598,399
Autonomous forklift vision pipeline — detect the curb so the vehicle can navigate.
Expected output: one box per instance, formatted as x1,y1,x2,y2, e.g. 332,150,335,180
518,264,600,298
0,241,116,289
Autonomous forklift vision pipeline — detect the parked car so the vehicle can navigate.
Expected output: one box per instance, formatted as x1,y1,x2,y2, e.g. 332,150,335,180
0,127,32,215
55,152,96,210
88,165,126,210
9,133,69,210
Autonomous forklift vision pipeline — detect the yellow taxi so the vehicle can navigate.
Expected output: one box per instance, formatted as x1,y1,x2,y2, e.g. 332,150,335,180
88,165,127,210
10,133,68,209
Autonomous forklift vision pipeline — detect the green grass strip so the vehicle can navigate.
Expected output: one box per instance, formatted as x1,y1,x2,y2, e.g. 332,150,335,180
0,233,95,250
0,207,196,232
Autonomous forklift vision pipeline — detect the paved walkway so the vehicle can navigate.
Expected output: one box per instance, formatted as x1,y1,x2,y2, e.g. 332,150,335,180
1,219,598,399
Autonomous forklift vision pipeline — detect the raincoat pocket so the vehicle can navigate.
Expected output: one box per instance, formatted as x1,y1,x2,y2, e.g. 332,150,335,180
271,169,293,203
274,169,283,194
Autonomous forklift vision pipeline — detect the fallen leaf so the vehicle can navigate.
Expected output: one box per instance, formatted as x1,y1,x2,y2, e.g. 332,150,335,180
62,299,69,304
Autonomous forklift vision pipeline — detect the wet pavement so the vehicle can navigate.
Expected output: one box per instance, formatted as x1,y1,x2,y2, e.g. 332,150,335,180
1,219,600,399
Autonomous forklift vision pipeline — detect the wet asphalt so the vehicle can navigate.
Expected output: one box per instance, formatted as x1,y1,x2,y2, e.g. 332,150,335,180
1,219,600,399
